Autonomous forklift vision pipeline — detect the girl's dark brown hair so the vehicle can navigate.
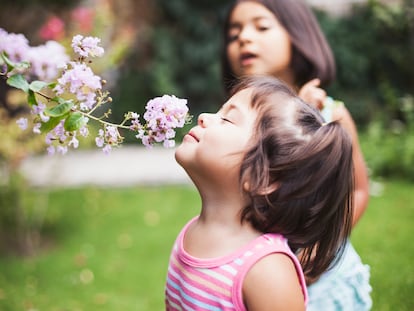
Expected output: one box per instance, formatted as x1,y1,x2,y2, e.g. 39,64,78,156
222,0,336,94
234,76,353,280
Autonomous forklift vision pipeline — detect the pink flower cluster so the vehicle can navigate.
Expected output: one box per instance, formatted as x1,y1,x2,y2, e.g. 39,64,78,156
55,62,102,110
38,16,65,41
71,34,104,58
0,28,29,63
95,125,122,155
54,35,104,110
45,120,89,155
137,95,189,148
2,30,191,155
0,28,69,82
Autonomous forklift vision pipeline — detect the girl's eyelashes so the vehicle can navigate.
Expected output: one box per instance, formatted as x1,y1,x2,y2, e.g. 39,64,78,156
227,30,239,42
258,26,270,32
221,117,233,124
227,20,272,42
228,34,238,42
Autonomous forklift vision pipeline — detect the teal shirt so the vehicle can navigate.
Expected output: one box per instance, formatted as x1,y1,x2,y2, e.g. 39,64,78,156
321,97,343,122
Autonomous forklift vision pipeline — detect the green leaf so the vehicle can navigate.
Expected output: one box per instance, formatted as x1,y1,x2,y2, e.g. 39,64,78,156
28,90,37,107
48,81,57,89
40,116,65,133
29,80,48,92
6,74,29,92
57,97,69,105
14,61,30,71
64,112,87,132
45,100,74,117
1,52,16,71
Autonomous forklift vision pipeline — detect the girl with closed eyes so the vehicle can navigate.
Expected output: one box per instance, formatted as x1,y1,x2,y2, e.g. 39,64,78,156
165,76,354,311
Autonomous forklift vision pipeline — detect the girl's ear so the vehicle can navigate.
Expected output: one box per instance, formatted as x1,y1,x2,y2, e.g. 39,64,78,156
243,181,279,195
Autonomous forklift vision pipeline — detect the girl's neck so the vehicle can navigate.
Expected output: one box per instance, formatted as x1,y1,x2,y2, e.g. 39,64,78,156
196,185,259,239
194,176,246,223
184,178,261,258
184,199,261,259
275,69,299,92
198,190,244,225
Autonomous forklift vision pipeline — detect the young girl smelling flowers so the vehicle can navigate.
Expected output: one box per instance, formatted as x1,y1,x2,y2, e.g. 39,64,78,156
165,76,354,311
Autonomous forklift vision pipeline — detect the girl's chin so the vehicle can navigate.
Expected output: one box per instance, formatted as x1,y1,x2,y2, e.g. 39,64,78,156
240,66,266,77
174,145,191,167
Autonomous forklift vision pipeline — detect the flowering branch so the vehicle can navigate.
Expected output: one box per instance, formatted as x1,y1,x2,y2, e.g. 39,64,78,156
0,30,191,155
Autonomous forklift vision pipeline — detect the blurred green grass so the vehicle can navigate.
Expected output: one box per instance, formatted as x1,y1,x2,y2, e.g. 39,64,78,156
0,186,200,310
351,179,414,311
0,180,413,310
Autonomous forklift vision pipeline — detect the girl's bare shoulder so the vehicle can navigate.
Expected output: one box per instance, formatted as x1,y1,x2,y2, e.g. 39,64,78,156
243,253,306,311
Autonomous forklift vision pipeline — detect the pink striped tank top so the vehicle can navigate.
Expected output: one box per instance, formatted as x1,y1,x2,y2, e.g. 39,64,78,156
165,217,308,310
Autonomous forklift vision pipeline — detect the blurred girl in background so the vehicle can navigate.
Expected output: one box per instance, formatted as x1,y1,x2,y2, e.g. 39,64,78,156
221,1,372,310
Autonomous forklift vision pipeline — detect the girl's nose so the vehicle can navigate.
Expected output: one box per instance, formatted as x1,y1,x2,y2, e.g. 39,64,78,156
197,113,214,127
238,26,254,43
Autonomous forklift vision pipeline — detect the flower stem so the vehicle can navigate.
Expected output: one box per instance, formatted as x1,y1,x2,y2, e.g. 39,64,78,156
81,111,131,130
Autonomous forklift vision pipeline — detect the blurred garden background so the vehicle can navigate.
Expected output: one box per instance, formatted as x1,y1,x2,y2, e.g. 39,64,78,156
0,0,413,310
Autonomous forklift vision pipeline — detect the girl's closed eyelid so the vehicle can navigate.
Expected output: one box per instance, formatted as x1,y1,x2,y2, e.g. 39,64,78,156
227,29,240,41
257,25,270,31
228,34,239,42
221,117,233,124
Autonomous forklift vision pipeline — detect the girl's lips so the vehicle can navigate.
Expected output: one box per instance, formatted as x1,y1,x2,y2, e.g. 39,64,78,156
240,52,257,66
186,131,199,142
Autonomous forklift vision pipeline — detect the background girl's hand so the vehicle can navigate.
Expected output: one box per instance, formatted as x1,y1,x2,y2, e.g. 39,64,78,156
298,78,327,111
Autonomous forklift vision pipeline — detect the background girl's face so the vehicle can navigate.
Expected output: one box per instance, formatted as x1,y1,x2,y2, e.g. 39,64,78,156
226,1,294,84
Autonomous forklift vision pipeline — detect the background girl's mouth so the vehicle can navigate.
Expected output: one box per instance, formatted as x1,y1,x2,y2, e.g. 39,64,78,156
240,53,257,66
